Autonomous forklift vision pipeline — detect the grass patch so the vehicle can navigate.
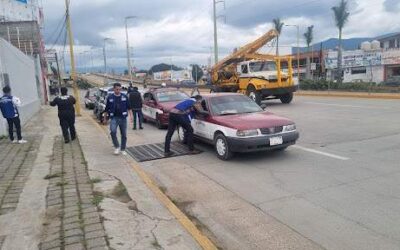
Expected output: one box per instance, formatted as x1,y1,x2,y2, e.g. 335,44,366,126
56,181,69,187
151,240,162,249
111,181,131,203
44,172,64,180
89,178,102,184
92,191,104,206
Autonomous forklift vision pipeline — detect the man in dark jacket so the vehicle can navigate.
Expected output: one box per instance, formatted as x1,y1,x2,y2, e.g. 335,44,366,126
0,86,27,144
105,82,131,155
50,87,76,143
127,83,134,94
128,86,143,130
164,95,205,157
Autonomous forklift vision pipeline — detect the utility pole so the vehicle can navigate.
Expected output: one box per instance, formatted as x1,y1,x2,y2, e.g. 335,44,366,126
103,38,112,84
103,40,107,84
170,57,173,83
65,0,81,115
213,0,225,65
125,16,136,84
54,52,62,93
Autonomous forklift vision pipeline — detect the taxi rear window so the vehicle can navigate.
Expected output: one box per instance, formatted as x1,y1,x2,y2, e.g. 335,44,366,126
156,91,188,102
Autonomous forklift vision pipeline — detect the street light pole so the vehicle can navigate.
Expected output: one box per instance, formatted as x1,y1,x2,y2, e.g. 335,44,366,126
125,16,136,84
103,38,112,84
213,0,225,64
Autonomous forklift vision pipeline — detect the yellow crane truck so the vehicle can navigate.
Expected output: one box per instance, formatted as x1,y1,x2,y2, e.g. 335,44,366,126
210,29,297,105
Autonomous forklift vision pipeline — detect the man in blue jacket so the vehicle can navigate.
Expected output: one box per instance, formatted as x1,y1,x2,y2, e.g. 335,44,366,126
0,86,27,144
164,95,204,157
105,83,131,155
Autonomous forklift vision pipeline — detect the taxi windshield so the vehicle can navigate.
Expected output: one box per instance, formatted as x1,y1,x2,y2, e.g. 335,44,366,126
209,95,263,116
249,61,276,72
156,91,189,102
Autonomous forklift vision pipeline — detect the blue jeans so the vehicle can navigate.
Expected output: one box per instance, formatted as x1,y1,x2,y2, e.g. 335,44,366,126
110,117,127,150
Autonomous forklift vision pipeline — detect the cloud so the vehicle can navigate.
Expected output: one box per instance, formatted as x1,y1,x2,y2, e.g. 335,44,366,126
41,0,400,70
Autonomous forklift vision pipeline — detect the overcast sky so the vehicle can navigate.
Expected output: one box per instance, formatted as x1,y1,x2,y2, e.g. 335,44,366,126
42,0,400,70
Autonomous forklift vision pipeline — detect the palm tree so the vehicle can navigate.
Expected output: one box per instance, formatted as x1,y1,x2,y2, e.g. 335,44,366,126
304,25,314,79
272,18,284,56
332,0,350,83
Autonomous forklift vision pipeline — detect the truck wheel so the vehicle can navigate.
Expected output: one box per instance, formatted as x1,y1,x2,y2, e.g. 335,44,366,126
214,134,233,160
280,93,293,104
246,85,262,105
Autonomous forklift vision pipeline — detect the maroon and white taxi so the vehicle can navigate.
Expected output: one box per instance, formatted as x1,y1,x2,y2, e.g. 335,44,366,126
142,88,190,128
180,93,299,160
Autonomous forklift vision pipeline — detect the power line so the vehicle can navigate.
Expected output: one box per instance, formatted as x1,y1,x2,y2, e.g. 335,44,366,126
45,12,67,45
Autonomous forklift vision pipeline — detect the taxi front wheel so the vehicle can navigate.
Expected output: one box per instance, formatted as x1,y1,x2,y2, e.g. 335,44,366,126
214,134,233,160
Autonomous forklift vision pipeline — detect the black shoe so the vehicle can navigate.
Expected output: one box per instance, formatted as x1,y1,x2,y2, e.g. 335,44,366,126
71,137,76,141
133,127,137,130
65,140,70,144
164,151,174,157
139,127,143,130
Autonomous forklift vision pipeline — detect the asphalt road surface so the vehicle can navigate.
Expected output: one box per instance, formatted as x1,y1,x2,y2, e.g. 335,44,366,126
86,91,400,249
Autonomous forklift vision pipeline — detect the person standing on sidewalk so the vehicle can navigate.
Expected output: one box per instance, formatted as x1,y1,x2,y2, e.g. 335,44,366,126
105,82,131,155
0,86,27,144
128,86,143,130
164,95,205,157
127,83,134,94
50,87,76,143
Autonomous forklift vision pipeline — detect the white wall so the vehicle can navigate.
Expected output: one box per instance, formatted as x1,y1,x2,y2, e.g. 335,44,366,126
343,66,384,83
0,38,41,137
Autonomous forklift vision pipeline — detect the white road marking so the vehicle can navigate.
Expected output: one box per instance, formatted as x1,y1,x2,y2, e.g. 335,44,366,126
293,145,350,161
303,101,383,109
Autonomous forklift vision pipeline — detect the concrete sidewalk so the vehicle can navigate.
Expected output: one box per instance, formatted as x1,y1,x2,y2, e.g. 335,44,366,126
76,110,202,250
0,106,202,250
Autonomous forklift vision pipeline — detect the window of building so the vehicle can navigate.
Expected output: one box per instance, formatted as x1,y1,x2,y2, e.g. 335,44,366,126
351,67,367,75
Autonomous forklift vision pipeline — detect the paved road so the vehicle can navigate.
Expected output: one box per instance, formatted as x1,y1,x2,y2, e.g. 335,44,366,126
109,94,400,250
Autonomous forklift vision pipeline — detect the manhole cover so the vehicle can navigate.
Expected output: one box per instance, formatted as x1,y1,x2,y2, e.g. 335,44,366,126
126,142,202,162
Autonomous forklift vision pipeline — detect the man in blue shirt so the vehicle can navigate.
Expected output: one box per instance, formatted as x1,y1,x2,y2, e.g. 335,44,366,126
105,83,131,155
0,86,27,144
164,95,204,157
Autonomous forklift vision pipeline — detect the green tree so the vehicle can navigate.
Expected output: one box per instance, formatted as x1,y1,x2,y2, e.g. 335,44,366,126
304,25,314,79
272,18,284,56
191,64,203,82
332,0,350,83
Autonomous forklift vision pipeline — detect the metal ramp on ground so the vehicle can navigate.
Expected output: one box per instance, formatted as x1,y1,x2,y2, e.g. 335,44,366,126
126,142,202,162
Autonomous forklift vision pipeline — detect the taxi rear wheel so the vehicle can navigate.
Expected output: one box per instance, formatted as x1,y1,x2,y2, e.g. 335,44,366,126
214,134,233,160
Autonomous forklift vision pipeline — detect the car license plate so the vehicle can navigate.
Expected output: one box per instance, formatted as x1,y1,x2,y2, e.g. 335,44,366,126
269,136,283,146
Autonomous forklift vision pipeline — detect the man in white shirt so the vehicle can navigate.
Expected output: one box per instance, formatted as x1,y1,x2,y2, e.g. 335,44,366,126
0,86,27,143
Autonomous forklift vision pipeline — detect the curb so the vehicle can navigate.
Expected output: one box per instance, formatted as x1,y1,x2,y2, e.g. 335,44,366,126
295,91,400,100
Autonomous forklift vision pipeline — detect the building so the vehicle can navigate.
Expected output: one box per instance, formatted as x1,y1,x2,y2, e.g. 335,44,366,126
0,0,43,23
376,32,400,50
0,0,47,102
153,70,192,82
324,45,400,83
290,50,328,80
290,32,400,83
